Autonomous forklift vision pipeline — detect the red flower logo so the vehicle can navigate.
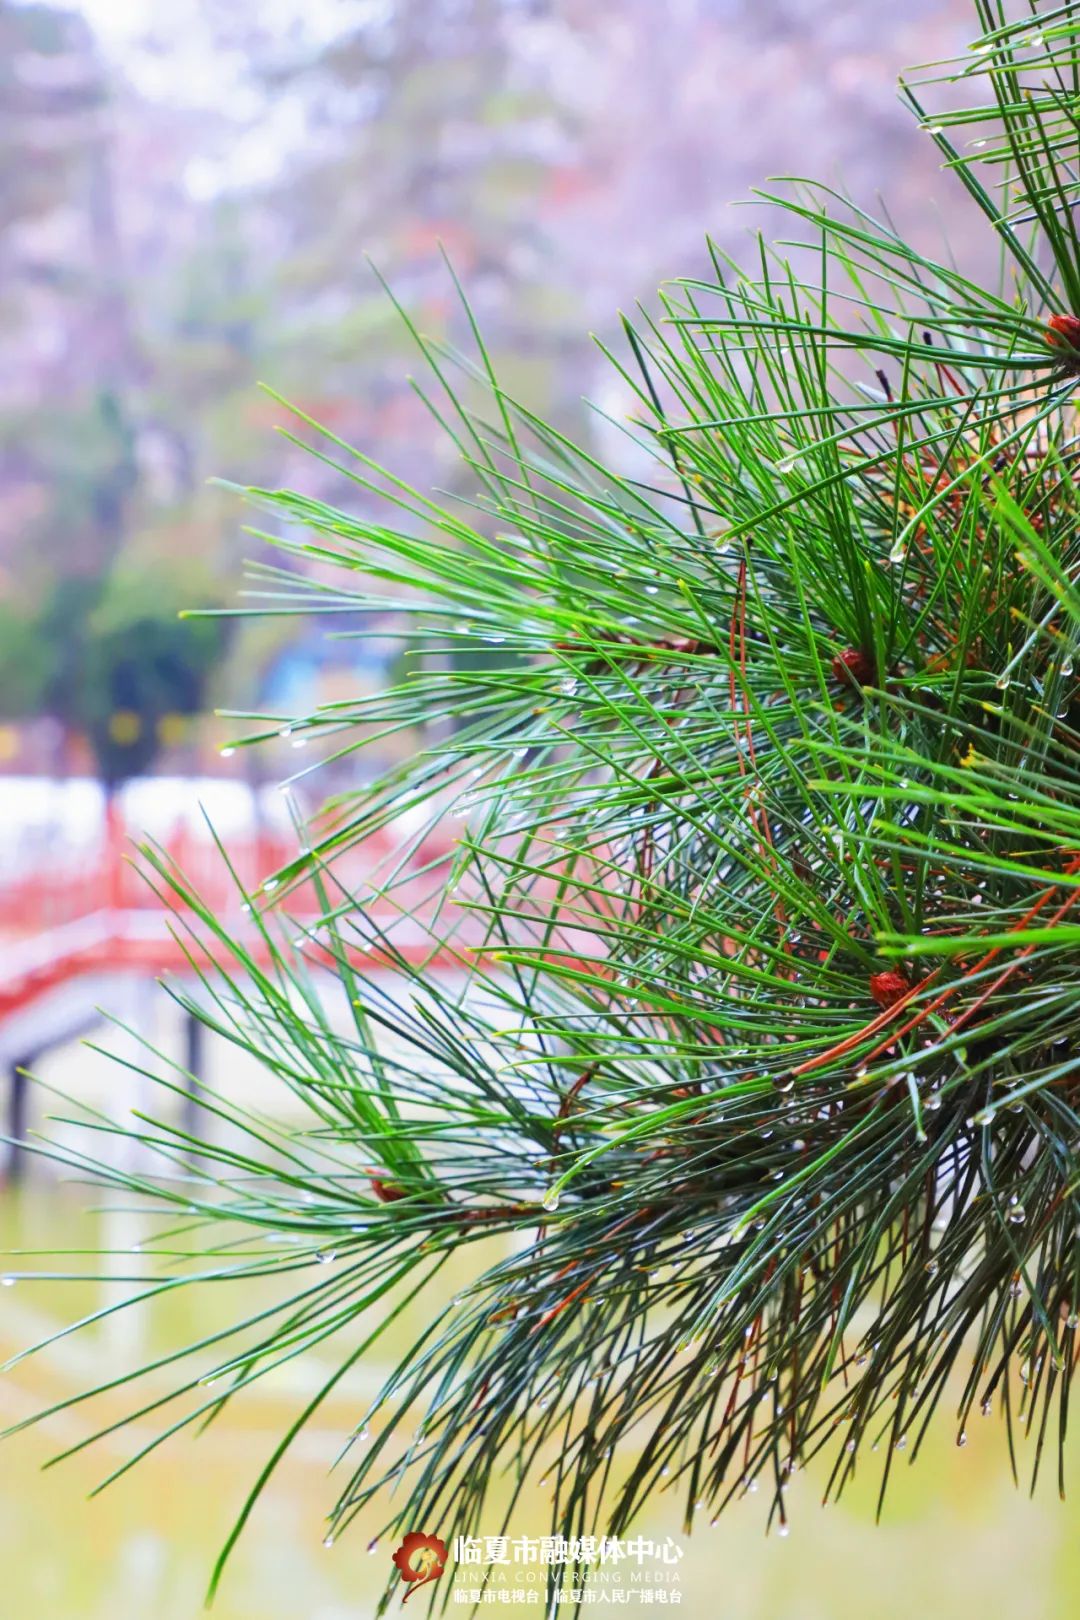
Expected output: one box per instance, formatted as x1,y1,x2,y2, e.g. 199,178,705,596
391,1532,448,1603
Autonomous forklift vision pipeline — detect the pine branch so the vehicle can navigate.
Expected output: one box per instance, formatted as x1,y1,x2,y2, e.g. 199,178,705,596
7,2,1080,1609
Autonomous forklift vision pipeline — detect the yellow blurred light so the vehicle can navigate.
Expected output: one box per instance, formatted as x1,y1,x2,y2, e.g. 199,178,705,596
157,711,188,747
108,710,142,745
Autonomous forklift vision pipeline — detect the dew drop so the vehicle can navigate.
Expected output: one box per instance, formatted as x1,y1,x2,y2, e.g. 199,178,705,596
956,1431,967,1448
323,1535,335,1549
895,1434,908,1451
1,1276,15,1288
925,1258,939,1276
542,1186,561,1212
367,1539,379,1555
1007,1202,1026,1225
777,1522,790,1538
1067,1313,1079,1330
315,1249,338,1265
220,746,236,758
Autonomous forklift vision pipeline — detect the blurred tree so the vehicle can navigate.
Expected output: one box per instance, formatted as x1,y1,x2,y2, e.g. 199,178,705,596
0,2,104,278
0,1,140,577
38,564,227,786
0,3,240,777
0,599,51,720
0,0,976,786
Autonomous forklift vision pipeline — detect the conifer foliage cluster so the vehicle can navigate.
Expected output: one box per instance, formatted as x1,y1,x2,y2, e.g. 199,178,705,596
10,2,1080,1604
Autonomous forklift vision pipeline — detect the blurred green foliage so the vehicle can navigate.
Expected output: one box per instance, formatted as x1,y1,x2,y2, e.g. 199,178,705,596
0,564,225,784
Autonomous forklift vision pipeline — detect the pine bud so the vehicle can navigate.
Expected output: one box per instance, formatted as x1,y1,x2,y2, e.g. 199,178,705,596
371,1176,407,1202
869,970,911,1010
831,648,875,687
1046,313,1080,354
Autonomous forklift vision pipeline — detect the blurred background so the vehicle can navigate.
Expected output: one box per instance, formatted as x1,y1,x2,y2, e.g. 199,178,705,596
4,2,1078,1616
